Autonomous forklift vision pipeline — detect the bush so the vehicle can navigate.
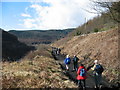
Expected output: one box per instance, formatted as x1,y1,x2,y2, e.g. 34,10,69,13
94,28,99,32
76,31,81,36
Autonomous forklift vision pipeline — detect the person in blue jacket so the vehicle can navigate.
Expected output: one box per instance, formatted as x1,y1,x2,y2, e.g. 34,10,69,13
64,55,71,71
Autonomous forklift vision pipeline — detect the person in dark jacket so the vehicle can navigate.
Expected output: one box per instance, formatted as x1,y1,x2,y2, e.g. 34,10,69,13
57,48,61,55
72,55,79,71
90,60,104,88
77,64,87,89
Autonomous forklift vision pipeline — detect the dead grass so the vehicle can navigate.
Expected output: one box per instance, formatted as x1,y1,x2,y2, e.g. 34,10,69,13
52,28,120,84
2,45,77,88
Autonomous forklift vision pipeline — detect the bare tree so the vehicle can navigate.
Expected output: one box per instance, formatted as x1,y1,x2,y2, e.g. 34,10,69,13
90,0,120,23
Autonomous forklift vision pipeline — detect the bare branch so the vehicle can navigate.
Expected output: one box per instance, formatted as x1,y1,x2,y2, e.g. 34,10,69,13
89,0,120,23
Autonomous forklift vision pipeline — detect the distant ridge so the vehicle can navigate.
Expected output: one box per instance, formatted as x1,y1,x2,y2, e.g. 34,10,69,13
9,28,75,45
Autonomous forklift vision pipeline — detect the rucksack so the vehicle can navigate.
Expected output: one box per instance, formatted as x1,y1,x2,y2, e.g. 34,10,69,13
73,56,79,62
64,58,71,64
80,68,86,76
95,64,104,74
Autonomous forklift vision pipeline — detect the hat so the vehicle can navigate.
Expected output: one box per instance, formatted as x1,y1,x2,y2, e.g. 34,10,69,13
66,55,69,58
94,60,98,63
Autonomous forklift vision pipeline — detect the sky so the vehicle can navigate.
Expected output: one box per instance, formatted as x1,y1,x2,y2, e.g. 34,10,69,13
1,0,99,31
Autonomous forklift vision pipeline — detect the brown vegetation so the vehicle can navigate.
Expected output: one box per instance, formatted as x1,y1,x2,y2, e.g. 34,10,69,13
2,45,77,88
69,13,118,36
52,28,120,84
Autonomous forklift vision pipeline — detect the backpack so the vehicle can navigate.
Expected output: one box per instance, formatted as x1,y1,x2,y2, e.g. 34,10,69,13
80,68,86,76
73,56,79,62
64,58,71,64
95,64,104,74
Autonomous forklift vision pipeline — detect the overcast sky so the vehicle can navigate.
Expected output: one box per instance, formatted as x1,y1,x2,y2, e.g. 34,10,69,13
1,0,99,31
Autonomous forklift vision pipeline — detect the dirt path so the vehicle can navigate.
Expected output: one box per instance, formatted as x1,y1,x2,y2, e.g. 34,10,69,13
52,47,110,89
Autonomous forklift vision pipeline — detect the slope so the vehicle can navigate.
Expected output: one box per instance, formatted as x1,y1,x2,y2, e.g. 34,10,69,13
52,27,120,84
1,29,35,61
2,45,77,88
69,13,118,36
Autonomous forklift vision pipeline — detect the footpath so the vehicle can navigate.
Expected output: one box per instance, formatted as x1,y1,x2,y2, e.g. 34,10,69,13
51,47,118,89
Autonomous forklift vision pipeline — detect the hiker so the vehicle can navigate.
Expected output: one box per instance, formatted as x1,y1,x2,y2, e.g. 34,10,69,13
72,55,79,71
64,55,71,71
57,48,61,55
90,60,104,88
77,64,87,89
55,48,58,54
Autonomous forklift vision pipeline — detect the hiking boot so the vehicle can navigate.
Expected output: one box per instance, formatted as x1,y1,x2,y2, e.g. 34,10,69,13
99,84,103,89
94,85,99,88
72,69,76,72
78,85,82,88
83,87,86,90
66,69,69,71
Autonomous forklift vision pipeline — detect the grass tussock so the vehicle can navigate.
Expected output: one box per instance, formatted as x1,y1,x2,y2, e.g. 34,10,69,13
2,45,77,88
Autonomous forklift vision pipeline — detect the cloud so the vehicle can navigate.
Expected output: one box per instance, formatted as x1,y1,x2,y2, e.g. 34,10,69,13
20,0,97,30
21,13,31,17
22,18,37,28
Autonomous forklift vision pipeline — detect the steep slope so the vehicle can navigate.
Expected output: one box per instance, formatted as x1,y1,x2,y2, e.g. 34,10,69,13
52,28,120,84
9,28,75,45
1,29,35,61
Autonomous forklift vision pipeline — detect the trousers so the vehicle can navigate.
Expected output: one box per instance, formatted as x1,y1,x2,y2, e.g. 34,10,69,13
78,79,86,88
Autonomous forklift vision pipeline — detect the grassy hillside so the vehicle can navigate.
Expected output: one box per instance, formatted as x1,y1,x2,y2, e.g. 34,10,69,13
69,13,118,36
2,45,77,88
51,13,120,84
52,27,119,84
9,28,75,45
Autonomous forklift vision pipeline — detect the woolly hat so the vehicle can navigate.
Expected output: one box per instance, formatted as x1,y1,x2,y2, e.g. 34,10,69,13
94,60,98,63
66,55,69,58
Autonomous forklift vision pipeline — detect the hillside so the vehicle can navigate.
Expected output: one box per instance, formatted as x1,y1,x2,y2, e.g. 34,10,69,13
9,28,75,45
2,45,77,88
1,28,35,61
52,27,120,84
69,13,118,36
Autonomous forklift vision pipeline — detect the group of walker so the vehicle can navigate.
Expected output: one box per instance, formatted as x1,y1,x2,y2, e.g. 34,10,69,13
64,54,104,89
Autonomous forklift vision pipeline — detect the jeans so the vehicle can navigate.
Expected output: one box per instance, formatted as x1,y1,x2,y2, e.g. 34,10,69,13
78,79,86,88
94,73,102,88
73,62,78,71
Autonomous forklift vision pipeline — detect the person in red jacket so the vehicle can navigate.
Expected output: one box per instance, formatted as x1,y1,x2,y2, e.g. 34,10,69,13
77,64,87,89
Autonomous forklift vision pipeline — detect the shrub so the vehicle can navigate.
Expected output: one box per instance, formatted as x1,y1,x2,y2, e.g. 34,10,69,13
94,28,99,32
76,31,81,36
